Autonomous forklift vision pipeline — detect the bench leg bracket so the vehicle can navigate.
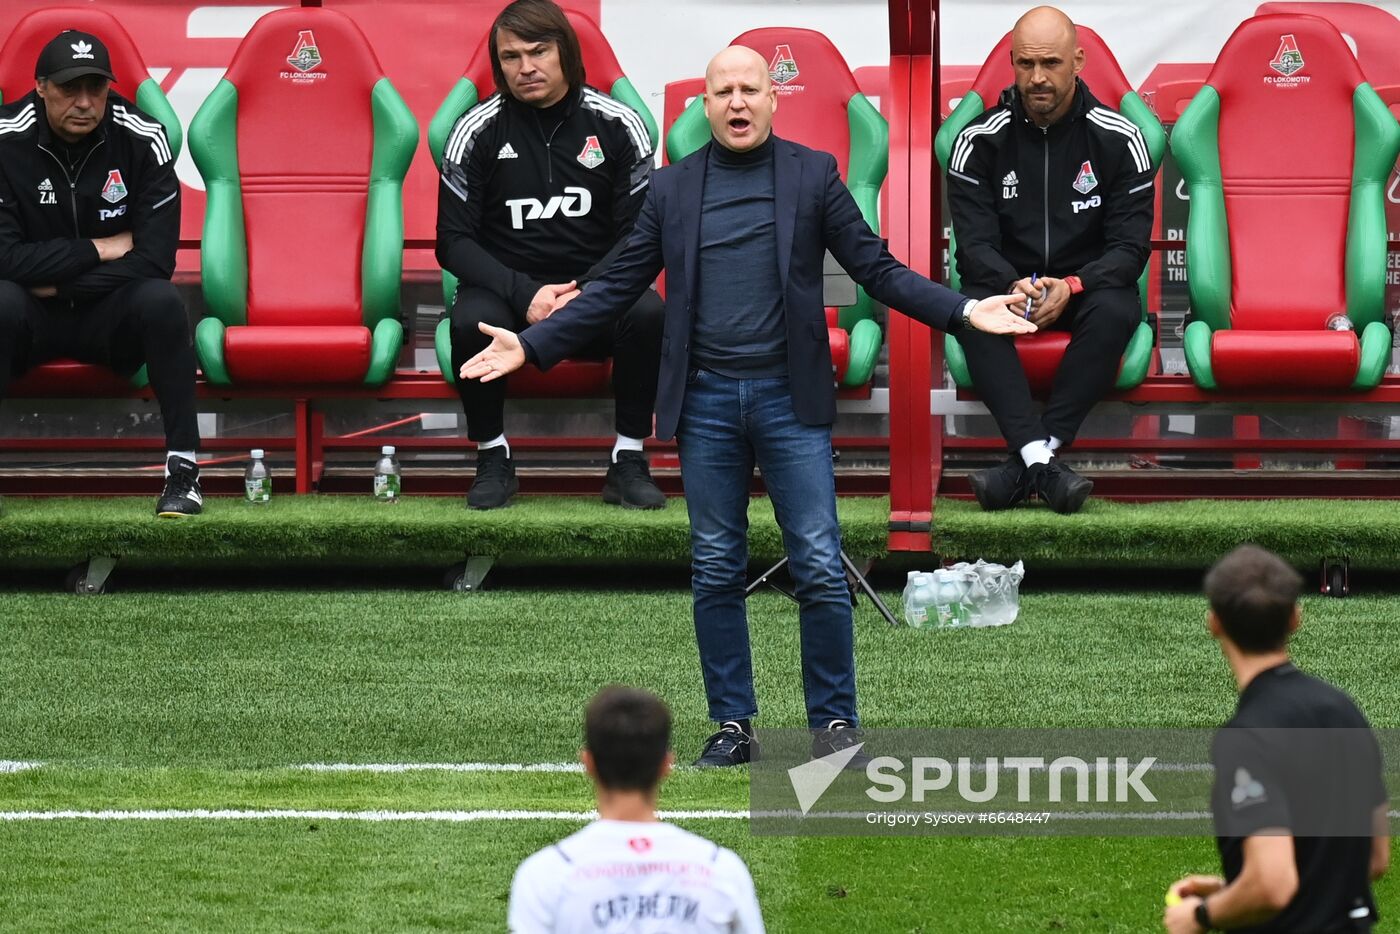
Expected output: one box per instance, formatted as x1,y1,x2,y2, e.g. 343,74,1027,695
66,555,119,595
445,556,496,593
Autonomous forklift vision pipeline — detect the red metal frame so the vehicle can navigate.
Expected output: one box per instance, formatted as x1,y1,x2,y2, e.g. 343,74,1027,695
886,0,938,552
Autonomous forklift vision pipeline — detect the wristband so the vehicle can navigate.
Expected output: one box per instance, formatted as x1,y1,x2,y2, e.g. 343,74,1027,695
1064,275,1084,295
1194,899,1215,930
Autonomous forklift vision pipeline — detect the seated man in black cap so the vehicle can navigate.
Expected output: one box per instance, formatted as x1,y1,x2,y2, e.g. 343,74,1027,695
0,30,201,517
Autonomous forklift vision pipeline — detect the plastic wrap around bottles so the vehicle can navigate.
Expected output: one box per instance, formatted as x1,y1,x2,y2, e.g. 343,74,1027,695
901,560,1025,629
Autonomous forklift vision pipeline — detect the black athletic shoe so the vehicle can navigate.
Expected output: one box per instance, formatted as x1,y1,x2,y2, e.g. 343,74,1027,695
694,722,758,768
467,446,518,510
602,451,666,509
156,456,203,518
810,720,871,770
968,454,1029,511
1029,459,1093,515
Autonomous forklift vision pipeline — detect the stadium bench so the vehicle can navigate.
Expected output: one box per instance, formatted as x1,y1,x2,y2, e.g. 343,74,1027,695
188,5,418,388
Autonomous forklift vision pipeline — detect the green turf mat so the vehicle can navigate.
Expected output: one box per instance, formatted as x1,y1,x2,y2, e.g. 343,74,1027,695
932,497,1400,569
0,496,890,569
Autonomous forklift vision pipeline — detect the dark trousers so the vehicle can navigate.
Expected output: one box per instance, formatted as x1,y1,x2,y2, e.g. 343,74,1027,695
0,278,200,451
957,285,1140,451
448,285,664,442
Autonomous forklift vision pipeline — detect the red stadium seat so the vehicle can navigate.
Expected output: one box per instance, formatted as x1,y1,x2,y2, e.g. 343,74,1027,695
1173,14,1400,391
935,25,1165,397
425,8,658,397
0,7,183,397
186,7,417,387
1256,2,1400,87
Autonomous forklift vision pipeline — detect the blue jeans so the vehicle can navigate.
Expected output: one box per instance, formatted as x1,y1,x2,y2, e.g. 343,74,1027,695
675,368,857,729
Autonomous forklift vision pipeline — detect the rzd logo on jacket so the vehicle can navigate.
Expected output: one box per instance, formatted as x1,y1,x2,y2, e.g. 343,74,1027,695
505,187,593,230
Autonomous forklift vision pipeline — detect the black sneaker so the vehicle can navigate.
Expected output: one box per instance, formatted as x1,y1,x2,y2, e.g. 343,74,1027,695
602,450,666,509
156,456,203,518
810,720,871,770
467,446,518,510
694,722,758,768
967,454,1029,511
1028,459,1093,515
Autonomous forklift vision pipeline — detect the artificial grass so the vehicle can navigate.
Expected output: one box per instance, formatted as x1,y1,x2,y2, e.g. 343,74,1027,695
0,496,891,569
0,821,1269,933
2,591,1397,768
932,496,1400,569
3,588,1398,931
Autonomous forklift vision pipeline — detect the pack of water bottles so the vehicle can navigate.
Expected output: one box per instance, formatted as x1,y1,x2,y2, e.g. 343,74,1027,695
901,560,1025,630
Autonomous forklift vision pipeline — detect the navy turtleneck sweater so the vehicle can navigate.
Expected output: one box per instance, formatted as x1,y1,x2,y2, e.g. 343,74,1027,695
691,134,786,379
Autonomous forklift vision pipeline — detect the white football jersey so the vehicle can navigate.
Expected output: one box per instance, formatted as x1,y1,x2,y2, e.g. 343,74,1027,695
508,820,764,933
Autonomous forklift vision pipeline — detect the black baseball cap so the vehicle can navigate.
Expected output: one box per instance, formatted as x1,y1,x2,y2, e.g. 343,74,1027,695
35,31,117,85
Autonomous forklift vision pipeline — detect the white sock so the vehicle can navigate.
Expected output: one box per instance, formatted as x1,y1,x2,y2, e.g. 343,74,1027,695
1047,435,1063,452
165,451,197,476
612,435,645,463
1019,439,1053,468
477,435,510,458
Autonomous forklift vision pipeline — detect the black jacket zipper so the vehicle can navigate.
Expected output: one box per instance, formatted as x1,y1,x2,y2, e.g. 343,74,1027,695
37,136,104,308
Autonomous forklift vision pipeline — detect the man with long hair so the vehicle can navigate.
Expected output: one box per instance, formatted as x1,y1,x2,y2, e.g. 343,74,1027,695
437,0,665,510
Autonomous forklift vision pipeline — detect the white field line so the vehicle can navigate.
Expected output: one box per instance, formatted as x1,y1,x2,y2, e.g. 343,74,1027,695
296,762,584,773
301,762,1216,774
2,761,1218,776
2,807,1395,823
0,809,744,822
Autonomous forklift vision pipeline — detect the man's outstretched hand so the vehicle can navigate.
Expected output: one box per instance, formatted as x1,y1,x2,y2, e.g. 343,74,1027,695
969,293,1038,334
459,322,526,383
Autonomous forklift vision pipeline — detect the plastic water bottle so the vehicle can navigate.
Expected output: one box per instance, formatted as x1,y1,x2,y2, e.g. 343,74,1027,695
933,569,974,628
902,572,936,628
1326,314,1354,331
373,445,401,502
244,449,271,504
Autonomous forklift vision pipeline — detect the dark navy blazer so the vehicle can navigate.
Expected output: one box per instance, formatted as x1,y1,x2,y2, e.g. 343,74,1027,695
519,135,970,441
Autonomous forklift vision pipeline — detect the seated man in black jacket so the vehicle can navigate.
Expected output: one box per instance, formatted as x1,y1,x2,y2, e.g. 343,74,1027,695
436,0,664,510
947,6,1156,514
0,30,201,517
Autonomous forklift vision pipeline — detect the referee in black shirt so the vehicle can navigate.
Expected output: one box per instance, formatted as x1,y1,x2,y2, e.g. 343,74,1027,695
1164,545,1390,933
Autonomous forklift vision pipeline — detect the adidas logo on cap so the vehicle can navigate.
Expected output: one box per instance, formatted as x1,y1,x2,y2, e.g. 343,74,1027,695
1002,170,1019,187
497,142,518,160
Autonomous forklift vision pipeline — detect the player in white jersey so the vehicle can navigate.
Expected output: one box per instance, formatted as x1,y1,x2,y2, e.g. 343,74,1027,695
509,686,765,932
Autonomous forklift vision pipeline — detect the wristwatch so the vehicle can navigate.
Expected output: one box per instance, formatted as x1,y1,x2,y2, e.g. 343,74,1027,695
960,299,976,329
1194,899,1215,930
